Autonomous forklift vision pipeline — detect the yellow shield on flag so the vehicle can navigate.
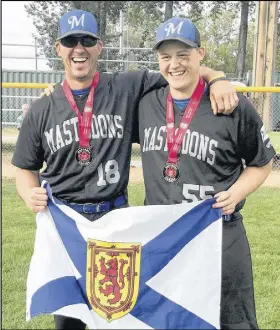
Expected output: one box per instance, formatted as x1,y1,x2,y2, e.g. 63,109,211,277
86,239,141,322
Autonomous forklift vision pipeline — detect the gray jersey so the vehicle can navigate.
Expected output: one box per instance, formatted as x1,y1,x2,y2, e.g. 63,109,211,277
12,71,166,203
138,86,275,213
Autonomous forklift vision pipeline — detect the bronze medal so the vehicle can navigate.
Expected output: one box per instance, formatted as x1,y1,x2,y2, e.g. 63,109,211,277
163,163,180,183
76,147,92,166
164,77,205,183
63,73,99,168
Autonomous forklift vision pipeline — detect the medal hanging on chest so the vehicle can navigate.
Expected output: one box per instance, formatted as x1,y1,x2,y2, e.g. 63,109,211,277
63,72,99,166
163,163,180,183
163,76,205,183
75,147,92,166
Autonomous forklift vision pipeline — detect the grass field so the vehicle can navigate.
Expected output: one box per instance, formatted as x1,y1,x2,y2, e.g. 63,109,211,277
269,132,280,153
2,179,280,329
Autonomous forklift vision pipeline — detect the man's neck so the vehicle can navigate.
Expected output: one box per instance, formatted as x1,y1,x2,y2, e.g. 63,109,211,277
169,76,199,100
65,74,95,90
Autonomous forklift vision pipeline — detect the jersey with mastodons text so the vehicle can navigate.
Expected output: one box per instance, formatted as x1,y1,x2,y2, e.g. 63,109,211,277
138,86,276,215
12,71,166,203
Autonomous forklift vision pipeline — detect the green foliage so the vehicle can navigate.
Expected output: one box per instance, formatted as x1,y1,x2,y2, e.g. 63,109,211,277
196,10,238,73
269,132,280,153
24,1,127,71
245,21,255,72
24,1,72,70
119,1,163,71
24,1,277,74
277,2,280,70
125,1,163,48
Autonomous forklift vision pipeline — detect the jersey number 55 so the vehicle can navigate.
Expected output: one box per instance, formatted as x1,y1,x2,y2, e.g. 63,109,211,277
182,184,214,203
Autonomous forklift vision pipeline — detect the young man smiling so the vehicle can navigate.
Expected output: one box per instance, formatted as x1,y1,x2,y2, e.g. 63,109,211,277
138,17,275,329
12,10,241,330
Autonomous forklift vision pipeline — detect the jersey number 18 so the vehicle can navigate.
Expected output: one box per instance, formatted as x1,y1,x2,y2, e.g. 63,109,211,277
97,160,120,186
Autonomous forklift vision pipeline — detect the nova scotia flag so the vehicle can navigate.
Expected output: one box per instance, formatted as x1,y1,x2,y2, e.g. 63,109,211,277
26,181,222,329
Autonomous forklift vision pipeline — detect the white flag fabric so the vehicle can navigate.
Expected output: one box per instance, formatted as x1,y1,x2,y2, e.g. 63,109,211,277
26,181,222,329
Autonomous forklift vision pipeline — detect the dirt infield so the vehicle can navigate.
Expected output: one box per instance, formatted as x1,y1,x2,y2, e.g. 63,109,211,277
2,158,280,187
2,135,280,187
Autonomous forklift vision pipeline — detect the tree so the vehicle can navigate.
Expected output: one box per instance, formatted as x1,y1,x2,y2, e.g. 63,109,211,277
24,1,72,70
196,9,239,74
24,1,264,75
244,21,254,73
194,1,256,78
165,1,173,20
276,2,280,70
235,1,249,78
120,1,163,71
24,1,126,71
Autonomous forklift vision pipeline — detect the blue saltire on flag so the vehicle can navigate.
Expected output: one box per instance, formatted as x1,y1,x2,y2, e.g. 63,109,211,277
26,181,222,329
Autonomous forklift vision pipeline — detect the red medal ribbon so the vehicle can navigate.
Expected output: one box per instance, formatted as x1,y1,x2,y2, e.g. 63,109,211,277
166,76,205,164
62,72,99,147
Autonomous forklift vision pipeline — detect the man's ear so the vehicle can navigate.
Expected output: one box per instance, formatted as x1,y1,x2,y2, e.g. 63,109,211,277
97,40,103,55
198,47,205,61
55,42,61,57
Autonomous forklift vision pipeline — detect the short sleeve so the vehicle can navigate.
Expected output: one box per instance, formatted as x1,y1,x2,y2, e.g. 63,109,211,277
11,104,44,170
124,69,168,100
141,70,168,97
123,70,167,143
237,95,276,167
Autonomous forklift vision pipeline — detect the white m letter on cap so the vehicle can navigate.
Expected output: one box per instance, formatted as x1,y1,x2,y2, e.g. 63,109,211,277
68,14,85,29
164,22,184,36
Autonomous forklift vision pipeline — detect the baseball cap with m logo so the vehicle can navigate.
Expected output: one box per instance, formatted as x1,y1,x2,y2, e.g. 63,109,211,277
57,10,100,40
153,17,201,50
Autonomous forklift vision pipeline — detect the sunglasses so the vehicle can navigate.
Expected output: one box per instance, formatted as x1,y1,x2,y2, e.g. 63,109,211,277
60,35,98,48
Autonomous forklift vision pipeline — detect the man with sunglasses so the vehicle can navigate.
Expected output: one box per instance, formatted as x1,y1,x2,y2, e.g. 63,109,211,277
12,9,240,330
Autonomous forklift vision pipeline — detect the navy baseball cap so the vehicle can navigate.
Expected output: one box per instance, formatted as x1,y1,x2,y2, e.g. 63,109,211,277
57,10,100,40
154,17,200,50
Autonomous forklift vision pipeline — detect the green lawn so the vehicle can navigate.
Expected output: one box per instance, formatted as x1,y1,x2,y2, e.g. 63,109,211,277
2,179,280,329
269,132,280,153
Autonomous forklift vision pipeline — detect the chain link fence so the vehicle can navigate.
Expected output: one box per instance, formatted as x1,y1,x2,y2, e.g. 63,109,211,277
2,88,41,167
2,43,159,73
249,92,280,170
2,87,280,174
89,47,159,73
